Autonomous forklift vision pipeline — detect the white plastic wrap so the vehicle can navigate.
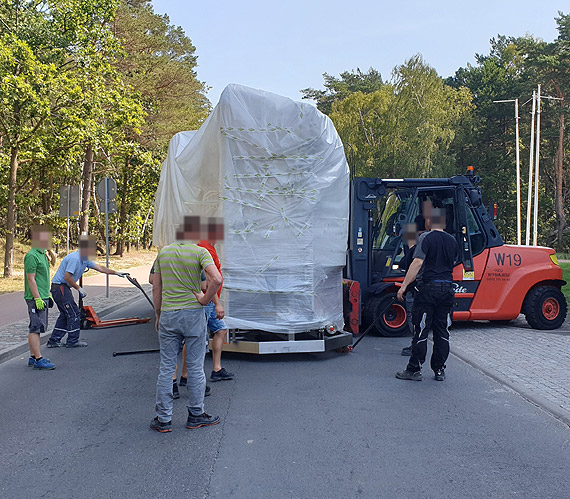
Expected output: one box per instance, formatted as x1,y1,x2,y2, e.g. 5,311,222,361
153,84,349,333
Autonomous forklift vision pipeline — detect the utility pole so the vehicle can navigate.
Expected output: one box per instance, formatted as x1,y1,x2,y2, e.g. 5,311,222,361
533,84,542,246
525,90,536,246
493,98,521,245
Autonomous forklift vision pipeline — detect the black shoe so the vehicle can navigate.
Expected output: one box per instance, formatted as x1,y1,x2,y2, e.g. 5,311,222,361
150,417,172,433
179,376,187,387
434,369,446,381
46,340,63,348
401,346,412,356
205,385,211,397
210,368,234,382
186,412,220,429
395,369,422,381
173,381,180,399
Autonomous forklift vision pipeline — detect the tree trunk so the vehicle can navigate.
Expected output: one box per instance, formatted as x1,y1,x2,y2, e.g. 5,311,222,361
115,158,129,256
4,146,19,277
554,111,566,251
79,144,94,234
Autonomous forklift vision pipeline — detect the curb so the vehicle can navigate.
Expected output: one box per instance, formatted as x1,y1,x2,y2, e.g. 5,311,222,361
0,295,145,366
451,346,570,428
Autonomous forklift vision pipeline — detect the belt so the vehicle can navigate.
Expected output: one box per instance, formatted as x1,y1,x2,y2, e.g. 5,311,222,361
431,280,452,283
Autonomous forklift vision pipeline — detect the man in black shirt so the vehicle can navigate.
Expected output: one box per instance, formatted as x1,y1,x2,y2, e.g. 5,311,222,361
395,208,458,381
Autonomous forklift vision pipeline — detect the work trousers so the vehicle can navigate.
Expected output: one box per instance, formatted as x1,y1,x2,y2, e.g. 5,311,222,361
49,283,81,346
155,308,207,423
407,281,454,373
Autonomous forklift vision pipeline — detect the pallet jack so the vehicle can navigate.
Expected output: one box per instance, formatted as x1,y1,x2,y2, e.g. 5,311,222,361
80,274,152,329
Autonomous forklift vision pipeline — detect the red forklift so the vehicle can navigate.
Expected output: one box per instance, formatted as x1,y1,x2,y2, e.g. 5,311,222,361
344,167,567,336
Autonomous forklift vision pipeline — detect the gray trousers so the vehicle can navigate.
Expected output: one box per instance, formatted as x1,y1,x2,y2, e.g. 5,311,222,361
155,308,207,422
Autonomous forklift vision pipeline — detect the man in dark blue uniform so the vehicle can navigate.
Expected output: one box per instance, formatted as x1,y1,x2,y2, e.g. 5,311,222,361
395,208,458,381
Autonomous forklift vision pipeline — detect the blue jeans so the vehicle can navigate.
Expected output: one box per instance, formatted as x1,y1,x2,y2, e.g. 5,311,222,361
155,308,207,422
49,283,81,345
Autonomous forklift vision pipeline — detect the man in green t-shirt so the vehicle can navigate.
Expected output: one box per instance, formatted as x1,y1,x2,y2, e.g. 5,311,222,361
150,216,223,433
24,226,56,370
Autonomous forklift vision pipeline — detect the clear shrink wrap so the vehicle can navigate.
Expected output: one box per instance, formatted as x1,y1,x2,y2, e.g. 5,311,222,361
153,84,349,333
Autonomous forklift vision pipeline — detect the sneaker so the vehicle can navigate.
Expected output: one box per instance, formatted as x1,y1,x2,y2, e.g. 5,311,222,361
179,376,187,387
29,357,51,367
186,411,220,429
395,369,422,381
65,340,88,348
434,369,446,381
173,381,180,400
46,340,63,348
401,346,412,356
150,417,172,433
210,368,234,382
33,358,56,370
205,385,211,397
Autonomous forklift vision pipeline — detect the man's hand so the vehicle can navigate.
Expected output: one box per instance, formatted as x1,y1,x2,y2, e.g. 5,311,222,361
192,290,210,306
115,272,128,278
155,310,161,332
78,287,87,299
215,303,225,320
34,298,46,311
397,285,406,302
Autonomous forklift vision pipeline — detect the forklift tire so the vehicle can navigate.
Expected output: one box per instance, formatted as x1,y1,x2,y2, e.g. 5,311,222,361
523,286,567,330
364,293,409,337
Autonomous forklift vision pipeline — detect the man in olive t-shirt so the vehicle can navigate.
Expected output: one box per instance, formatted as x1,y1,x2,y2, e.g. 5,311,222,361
150,216,223,433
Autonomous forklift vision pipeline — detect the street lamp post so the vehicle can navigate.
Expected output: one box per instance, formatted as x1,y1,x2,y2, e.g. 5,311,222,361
493,98,521,245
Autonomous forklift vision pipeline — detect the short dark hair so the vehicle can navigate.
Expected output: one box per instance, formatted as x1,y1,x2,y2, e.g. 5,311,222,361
414,215,426,232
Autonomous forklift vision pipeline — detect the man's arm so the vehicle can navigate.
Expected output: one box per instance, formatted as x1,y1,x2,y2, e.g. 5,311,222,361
396,258,424,301
92,263,123,275
193,265,222,306
26,273,41,299
152,272,162,332
211,292,225,319
64,271,80,290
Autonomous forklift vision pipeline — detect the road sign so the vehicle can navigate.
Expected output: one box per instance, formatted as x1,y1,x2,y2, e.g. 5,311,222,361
99,199,117,214
59,185,80,217
97,178,117,200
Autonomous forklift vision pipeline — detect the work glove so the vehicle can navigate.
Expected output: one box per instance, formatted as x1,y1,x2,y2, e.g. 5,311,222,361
78,287,87,299
34,298,46,311
115,272,128,278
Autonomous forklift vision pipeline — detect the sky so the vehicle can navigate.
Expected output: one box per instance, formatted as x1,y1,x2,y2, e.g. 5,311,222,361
152,0,564,106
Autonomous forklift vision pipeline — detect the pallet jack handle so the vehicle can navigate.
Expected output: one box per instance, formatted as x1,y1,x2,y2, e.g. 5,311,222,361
122,273,154,308
348,295,397,351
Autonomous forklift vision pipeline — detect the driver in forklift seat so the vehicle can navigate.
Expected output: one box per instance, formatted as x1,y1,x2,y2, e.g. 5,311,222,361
395,207,458,381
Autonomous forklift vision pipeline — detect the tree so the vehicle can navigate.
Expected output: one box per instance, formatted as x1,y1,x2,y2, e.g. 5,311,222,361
327,56,472,179
301,67,384,115
0,0,122,276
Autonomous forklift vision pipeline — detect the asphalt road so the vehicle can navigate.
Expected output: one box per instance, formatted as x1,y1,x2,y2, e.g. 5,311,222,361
1,300,569,499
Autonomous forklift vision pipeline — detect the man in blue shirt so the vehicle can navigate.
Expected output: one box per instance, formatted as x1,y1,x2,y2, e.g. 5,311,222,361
47,235,126,348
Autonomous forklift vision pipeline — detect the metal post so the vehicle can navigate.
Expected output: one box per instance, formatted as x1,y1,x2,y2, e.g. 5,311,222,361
105,178,110,298
533,85,541,247
514,98,521,245
493,98,522,245
525,90,536,246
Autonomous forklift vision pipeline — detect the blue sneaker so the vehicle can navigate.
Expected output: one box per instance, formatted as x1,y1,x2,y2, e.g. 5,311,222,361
34,358,56,370
28,357,51,367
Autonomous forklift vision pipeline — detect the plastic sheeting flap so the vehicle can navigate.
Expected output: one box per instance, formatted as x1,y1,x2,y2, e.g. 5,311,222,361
153,84,350,333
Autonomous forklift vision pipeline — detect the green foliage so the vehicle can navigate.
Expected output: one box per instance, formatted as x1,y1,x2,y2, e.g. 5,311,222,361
0,0,209,272
329,55,472,179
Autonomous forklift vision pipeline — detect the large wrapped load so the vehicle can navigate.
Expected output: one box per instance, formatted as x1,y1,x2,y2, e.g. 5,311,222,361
153,84,349,333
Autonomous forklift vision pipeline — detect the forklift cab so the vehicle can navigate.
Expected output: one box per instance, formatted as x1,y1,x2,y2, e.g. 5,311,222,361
346,173,503,335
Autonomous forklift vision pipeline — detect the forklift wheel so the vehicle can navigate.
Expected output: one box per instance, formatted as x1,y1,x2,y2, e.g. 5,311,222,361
523,286,567,330
364,293,410,337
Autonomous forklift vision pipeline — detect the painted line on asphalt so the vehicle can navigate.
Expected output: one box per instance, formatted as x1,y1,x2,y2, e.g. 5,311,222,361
451,346,570,428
